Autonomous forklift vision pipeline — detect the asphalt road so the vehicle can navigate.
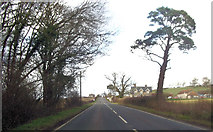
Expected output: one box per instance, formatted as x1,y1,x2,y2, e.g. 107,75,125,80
57,97,207,130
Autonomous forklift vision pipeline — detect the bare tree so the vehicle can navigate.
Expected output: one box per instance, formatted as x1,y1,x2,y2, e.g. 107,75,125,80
202,77,210,87
1,1,112,129
1,2,47,129
190,78,199,87
34,1,112,107
106,73,131,98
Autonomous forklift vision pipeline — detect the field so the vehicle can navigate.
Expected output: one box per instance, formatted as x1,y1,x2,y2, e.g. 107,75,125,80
152,86,211,96
82,97,95,102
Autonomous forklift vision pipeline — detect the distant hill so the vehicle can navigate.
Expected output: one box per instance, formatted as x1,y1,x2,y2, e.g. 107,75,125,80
152,86,211,96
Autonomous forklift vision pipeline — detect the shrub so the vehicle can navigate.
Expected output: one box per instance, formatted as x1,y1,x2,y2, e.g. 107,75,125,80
2,86,36,130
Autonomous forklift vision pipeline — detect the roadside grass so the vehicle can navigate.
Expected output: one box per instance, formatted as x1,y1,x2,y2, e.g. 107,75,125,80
116,97,212,129
168,98,212,103
152,86,211,96
120,103,211,128
13,103,93,130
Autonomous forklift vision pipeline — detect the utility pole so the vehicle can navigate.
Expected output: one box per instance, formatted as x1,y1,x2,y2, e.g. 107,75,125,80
79,71,82,105
0,24,2,131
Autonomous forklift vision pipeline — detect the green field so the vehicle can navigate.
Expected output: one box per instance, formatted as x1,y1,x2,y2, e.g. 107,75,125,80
152,86,211,96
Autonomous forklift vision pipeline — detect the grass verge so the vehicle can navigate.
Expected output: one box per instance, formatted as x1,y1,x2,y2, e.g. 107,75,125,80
118,103,211,129
13,103,93,130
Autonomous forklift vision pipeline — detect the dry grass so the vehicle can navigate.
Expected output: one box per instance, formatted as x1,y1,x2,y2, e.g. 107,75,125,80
82,97,95,102
168,98,212,103
116,96,212,128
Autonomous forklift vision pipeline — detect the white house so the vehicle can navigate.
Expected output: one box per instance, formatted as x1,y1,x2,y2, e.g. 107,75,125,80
177,93,188,99
130,84,152,97
177,90,199,99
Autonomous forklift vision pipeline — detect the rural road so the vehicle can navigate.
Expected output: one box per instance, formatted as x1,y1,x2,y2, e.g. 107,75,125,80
57,97,206,130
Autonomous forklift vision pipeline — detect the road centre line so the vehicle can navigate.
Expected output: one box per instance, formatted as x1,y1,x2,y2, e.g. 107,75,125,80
104,103,128,124
105,104,113,110
112,110,117,114
118,115,128,124
132,129,138,132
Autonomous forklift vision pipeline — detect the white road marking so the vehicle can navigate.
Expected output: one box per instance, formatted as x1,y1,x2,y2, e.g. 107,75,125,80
105,104,113,110
112,110,117,114
132,129,138,132
104,103,129,125
118,115,128,124
106,104,110,108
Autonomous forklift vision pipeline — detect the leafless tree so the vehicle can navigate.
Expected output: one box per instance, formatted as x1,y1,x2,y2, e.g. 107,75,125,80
106,73,131,98
1,1,112,129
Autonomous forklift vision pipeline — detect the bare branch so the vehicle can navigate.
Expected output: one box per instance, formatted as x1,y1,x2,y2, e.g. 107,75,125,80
146,55,162,67
147,51,164,59
19,61,44,84
166,67,171,70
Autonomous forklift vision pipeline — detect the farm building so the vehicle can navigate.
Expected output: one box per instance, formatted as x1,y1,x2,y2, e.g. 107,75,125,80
187,91,199,99
176,89,199,99
177,93,188,99
89,94,95,98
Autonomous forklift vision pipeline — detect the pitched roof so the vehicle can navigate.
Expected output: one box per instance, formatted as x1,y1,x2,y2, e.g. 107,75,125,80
198,91,209,94
187,91,198,96
131,86,152,92
178,89,192,94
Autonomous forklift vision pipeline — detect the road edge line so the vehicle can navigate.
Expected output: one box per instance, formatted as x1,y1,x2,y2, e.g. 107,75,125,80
54,104,95,131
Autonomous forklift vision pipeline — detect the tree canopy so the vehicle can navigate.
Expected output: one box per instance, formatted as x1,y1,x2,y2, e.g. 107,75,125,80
131,7,196,98
1,1,112,130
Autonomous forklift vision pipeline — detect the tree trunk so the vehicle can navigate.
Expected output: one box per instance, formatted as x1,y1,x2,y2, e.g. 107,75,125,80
156,63,167,98
42,69,53,107
156,38,170,99
119,92,124,98
42,73,48,106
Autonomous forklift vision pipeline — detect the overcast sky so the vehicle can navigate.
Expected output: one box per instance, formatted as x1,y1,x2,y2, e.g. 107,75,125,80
66,0,211,96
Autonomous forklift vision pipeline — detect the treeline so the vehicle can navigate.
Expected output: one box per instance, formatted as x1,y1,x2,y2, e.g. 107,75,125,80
1,1,111,130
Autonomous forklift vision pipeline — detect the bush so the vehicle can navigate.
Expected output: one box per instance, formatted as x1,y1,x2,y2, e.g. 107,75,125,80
122,96,161,109
2,86,84,131
2,87,36,130
65,97,81,108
